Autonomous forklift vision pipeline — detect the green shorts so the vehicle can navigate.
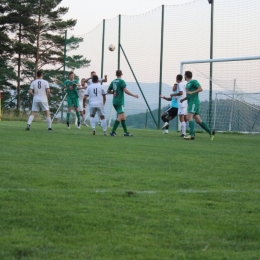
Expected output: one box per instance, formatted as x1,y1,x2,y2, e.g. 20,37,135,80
113,104,124,114
188,103,200,115
67,97,79,108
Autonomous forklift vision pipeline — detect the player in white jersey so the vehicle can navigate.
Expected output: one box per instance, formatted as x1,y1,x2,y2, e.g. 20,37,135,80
171,74,188,137
26,70,52,131
85,71,107,86
83,75,107,135
85,71,107,126
77,78,88,126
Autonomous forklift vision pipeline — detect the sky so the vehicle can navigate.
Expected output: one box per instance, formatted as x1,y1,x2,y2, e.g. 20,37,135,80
60,0,197,35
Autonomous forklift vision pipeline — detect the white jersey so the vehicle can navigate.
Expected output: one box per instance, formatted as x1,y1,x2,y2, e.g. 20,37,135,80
85,83,106,107
30,79,49,102
87,77,102,86
177,82,187,108
78,84,87,101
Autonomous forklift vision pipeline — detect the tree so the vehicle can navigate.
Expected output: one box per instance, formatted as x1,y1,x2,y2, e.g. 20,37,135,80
0,0,90,111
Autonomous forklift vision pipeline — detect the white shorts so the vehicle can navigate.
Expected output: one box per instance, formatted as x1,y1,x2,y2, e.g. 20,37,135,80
32,102,49,112
89,106,105,117
178,107,187,115
78,99,84,112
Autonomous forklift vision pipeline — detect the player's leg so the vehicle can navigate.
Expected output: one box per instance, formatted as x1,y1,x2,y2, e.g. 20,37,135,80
161,108,171,130
73,99,81,128
39,102,52,131
110,105,121,136
178,107,187,137
66,97,73,129
45,110,52,131
89,107,97,134
183,113,195,140
26,102,39,130
194,114,215,140
78,100,85,125
184,103,197,140
98,107,107,135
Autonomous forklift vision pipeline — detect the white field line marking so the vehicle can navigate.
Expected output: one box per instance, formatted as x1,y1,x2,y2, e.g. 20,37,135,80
178,189,260,193
95,190,157,194
1,188,260,193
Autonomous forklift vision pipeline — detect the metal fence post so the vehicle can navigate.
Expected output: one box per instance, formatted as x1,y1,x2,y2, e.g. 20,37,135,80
118,15,121,70
61,30,67,122
101,19,105,81
158,5,164,129
209,0,214,128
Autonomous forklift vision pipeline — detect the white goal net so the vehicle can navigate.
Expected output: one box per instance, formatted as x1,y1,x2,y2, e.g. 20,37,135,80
181,56,260,133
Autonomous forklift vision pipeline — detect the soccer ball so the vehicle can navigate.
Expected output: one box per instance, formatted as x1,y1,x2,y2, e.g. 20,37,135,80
108,44,115,51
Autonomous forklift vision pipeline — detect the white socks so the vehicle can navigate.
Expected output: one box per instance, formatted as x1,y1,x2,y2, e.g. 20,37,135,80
90,117,95,129
28,115,34,125
181,121,186,135
101,119,107,131
46,117,52,129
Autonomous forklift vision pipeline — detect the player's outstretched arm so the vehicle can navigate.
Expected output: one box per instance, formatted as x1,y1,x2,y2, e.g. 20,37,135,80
124,88,138,98
102,75,108,83
180,97,187,103
160,95,171,101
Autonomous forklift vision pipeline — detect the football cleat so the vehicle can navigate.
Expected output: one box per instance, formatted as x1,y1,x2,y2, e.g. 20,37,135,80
180,134,186,137
161,122,169,130
26,124,30,131
163,130,169,134
67,122,70,129
124,133,133,137
110,132,117,136
184,135,195,140
92,129,96,135
48,128,53,132
211,129,216,141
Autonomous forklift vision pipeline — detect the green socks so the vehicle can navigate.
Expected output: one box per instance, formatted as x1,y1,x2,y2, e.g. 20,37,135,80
189,121,195,136
76,111,80,124
199,121,211,135
121,120,128,133
66,113,70,123
112,120,120,133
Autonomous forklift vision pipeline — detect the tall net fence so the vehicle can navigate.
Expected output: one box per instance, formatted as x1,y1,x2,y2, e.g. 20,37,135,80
58,0,260,132
183,59,260,133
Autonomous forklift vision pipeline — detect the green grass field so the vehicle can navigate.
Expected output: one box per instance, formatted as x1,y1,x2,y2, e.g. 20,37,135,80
0,121,260,260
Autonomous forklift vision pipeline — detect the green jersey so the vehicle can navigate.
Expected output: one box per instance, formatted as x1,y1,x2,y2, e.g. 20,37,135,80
63,79,79,99
186,79,201,105
108,78,126,105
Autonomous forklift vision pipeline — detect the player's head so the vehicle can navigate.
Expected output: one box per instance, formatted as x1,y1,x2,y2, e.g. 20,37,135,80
176,74,183,83
184,71,192,81
173,83,177,91
92,75,99,83
69,71,74,80
91,71,96,77
116,70,123,77
81,78,86,86
37,70,43,78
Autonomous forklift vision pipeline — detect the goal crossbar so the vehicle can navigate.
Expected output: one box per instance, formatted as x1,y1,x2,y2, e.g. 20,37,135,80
180,55,260,75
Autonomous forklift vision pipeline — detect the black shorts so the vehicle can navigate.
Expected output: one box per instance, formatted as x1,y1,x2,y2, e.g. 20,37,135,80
164,107,178,118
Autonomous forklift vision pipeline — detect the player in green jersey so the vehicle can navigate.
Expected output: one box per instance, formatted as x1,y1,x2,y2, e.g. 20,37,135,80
62,71,81,129
180,71,215,140
107,70,139,136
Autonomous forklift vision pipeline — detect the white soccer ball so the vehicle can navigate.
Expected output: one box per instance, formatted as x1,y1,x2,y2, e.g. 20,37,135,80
108,44,115,51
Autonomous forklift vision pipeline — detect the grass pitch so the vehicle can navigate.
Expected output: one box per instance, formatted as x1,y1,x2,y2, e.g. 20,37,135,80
0,121,260,260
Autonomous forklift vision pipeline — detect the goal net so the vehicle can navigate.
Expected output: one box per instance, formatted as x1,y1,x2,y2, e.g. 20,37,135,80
181,56,260,133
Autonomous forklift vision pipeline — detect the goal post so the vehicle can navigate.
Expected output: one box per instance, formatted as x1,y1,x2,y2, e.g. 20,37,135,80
180,55,260,133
